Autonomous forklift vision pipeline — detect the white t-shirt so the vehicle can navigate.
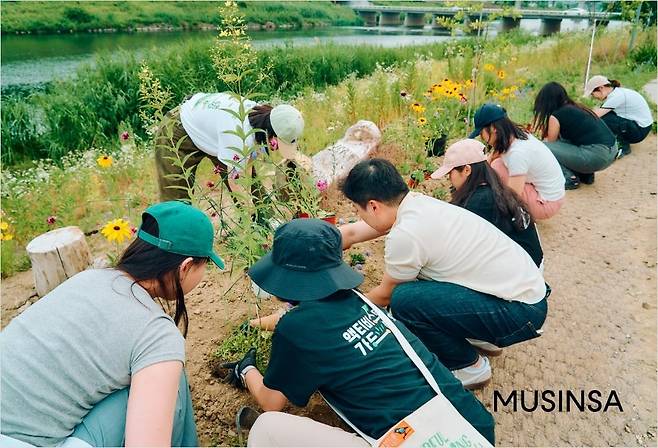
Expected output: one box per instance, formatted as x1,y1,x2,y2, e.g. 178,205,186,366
502,134,565,202
180,92,258,166
385,192,547,304
602,87,653,128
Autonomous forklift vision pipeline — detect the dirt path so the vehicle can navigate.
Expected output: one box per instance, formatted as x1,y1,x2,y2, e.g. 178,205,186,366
2,137,656,446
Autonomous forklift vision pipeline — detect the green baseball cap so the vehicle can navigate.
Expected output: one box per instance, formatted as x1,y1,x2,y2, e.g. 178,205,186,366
138,201,224,269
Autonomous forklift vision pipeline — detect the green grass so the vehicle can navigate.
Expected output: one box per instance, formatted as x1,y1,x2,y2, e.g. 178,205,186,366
1,1,361,33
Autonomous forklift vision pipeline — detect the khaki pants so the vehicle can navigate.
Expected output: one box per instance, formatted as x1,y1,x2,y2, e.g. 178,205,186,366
247,412,370,448
154,107,228,202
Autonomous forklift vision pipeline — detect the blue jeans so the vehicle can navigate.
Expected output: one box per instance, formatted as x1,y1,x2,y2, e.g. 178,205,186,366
71,371,198,447
391,280,548,370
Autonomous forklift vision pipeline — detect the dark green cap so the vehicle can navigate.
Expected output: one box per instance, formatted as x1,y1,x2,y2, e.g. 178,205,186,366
138,201,224,269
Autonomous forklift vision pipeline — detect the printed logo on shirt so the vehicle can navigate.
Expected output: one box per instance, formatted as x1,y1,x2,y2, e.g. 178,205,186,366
341,305,391,356
192,93,229,111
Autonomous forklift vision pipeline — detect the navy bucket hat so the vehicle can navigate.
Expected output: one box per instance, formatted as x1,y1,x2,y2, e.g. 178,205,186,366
248,219,363,301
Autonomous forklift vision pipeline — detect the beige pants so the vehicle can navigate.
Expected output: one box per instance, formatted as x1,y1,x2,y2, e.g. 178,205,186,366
247,412,370,448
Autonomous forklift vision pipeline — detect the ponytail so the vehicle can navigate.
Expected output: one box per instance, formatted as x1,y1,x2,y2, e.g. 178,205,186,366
607,79,621,88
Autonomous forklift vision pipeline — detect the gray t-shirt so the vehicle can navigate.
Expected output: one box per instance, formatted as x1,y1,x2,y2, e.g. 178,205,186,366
1,269,185,446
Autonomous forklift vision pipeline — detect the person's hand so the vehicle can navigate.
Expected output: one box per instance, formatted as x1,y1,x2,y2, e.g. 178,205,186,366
221,348,258,390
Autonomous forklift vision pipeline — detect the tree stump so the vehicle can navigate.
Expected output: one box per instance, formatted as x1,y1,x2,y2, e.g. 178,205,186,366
26,226,92,297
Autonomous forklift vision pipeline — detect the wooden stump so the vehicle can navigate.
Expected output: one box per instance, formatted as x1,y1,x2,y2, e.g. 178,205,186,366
26,226,92,297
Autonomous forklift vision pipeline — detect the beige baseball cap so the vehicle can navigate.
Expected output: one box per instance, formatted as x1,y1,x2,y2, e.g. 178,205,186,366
270,104,304,159
583,75,610,97
430,139,487,179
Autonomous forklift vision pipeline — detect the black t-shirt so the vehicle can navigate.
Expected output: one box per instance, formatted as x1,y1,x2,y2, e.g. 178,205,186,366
463,185,543,267
263,290,495,443
552,105,615,146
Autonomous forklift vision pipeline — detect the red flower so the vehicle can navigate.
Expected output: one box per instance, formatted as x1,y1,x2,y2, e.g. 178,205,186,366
213,165,223,174
46,216,57,225
130,226,137,235
120,131,130,141
206,181,215,188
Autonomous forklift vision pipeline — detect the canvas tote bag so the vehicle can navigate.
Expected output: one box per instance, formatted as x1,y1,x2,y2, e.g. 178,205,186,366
322,290,493,448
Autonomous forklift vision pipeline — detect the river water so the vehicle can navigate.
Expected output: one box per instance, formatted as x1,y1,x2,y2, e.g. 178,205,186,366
1,20,623,89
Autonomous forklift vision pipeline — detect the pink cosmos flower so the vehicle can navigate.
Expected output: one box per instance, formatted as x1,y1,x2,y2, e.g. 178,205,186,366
120,131,130,141
316,179,328,192
232,154,241,161
130,226,137,235
213,165,223,175
229,170,240,180
269,136,279,151
46,216,57,225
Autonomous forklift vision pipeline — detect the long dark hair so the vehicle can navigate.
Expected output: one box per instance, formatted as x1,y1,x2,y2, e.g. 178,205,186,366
116,215,207,337
451,161,532,231
248,104,274,145
533,82,599,139
488,116,528,155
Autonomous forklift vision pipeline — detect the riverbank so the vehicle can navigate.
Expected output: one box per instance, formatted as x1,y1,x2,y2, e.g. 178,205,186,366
1,1,361,35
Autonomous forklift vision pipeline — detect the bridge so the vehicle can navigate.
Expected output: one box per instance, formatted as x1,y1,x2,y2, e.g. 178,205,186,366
350,5,620,35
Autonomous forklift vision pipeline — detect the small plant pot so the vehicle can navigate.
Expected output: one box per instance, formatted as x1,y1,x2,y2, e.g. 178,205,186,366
320,214,337,225
426,135,448,157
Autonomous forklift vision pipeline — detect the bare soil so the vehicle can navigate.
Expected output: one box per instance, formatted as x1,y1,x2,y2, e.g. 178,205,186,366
2,136,656,447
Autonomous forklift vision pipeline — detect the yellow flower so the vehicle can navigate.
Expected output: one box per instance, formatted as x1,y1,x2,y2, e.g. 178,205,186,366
497,70,506,80
0,221,8,231
97,155,113,168
465,79,473,87
410,103,425,114
418,117,428,125
101,218,132,243
1,232,14,241
484,64,495,72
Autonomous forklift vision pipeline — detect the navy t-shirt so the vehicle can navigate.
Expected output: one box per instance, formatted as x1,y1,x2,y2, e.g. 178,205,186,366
552,105,615,146
263,290,495,443
463,185,543,267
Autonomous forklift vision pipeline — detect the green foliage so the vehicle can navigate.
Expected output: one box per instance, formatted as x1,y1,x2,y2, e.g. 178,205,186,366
214,322,272,371
349,252,366,266
1,1,360,33
629,36,657,68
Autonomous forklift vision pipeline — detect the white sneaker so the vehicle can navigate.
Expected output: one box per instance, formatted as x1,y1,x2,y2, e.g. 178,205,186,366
466,338,503,357
451,356,492,390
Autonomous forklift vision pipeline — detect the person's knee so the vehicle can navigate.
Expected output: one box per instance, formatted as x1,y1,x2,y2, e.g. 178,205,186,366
247,412,285,447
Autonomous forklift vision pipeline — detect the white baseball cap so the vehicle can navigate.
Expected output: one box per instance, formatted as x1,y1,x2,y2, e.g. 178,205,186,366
583,75,610,97
270,104,304,159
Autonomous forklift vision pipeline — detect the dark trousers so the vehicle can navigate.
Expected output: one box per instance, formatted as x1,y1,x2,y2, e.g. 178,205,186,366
391,280,548,370
601,111,652,145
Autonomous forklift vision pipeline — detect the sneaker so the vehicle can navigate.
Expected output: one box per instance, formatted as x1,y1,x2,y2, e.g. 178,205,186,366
616,142,631,159
451,356,492,390
564,176,580,190
466,338,503,357
578,172,595,185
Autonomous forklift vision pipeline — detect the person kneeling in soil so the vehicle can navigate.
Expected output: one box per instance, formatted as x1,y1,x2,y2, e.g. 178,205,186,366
584,75,653,157
1,201,223,447
431,139,544,269
155,92,305,202
222,218,495,447
533,82,618,189
339,159,549,389
470,103,565,220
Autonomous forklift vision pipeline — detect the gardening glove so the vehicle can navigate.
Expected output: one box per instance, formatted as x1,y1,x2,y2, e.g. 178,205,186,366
221,348,258,390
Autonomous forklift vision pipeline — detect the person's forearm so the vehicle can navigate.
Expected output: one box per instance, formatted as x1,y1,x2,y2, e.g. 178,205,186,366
367,283,393,307
244,369,287,412
340,221,385,250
